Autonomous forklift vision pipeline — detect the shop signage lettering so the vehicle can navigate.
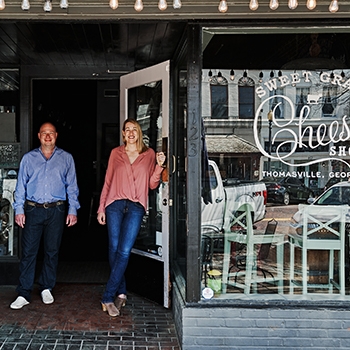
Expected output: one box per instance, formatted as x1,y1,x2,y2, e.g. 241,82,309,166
253,70,350,169
255,71,350,98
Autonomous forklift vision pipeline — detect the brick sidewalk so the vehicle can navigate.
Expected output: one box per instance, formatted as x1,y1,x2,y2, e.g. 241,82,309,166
0,284,180,350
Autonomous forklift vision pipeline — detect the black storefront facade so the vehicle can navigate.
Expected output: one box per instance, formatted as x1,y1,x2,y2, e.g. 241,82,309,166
1,2,350,349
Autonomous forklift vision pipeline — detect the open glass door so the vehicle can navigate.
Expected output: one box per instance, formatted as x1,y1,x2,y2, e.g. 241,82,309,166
120,60,170,308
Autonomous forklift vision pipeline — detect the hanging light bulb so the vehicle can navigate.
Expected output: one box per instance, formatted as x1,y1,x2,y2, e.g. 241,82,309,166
208,70,213,82
259,71,264,83
278,70,283,77
158,0,167,10
341,70,346,81
288,0,298,9
173,0,181,9
60,0,68,8
218,0,228,12
329,0,338,12
230,69,235,81
249,0,259,10
243,70,248,78
21,0,30,10
269,0,279,10
306,0,316,10
0,0,5,10
109,0,118,9
43,0,52,12
217,71,224,84
270,70,275,78
134,0,143,11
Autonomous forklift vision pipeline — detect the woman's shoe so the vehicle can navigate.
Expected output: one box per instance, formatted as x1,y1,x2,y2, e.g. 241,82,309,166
115,296,127,312
101,302,120,317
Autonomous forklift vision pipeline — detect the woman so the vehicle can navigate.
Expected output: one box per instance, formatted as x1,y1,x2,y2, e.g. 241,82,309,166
97,118,165,317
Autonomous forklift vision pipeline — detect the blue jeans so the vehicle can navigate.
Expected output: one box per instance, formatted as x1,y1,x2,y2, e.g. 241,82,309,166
102,199,145,303
16,202,65,301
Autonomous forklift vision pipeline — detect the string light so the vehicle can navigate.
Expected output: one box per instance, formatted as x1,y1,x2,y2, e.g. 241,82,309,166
329,0,338,12
21,0,30,10
269,0,279,10
158,0,167,10
306,0,316,10
218,0,228,12
109,0,118,9
173,0,182,9
288,0,298,9
134,0,143,11
43,0,52,12
60,0,68,8
249,0,259,10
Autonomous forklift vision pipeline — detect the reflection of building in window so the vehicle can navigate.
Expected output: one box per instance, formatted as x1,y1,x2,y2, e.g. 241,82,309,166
269,88,284,119
322,86,337,117
295,87,310,118
210,84,228,119
238,76,255,119
210,73,228,119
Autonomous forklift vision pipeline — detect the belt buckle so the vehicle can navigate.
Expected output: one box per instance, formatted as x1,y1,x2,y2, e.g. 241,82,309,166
43,202,49,209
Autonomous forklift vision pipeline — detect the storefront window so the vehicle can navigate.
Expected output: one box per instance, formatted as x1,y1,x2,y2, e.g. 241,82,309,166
0,68,20,259
200,67,350,300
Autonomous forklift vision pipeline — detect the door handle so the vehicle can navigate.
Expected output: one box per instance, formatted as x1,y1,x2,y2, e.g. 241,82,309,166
216,197,223,203
172,155,176,173
163,198,168,206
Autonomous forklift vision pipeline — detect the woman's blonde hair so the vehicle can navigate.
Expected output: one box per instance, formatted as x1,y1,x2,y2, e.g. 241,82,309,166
122,118,148,154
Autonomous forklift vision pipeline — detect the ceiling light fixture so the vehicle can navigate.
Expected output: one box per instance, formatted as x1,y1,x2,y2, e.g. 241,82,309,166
269,0,279,10
60,0,68,8
306,0,316,10
43,0,52,11
109,0,118,9
158,0,167,10
21,0,30,10
173,0,182,9
288,0,298,9
208,70,213,82
134,0,143,11
259,71,264,82
218,0,228,12
217,71,224,83
329,0,338,12
249,0,259,10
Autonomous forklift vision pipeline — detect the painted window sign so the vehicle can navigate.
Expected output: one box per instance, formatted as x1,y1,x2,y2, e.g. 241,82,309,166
201,69,350,300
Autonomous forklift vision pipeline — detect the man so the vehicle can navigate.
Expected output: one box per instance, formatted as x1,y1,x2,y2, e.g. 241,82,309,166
10,122,80,309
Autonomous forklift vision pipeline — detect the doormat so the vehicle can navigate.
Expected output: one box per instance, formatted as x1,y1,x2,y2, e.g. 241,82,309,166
56,261,110,283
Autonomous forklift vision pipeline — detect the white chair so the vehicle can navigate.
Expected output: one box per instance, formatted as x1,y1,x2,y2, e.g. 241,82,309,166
288,204,347,295
221,204,284,294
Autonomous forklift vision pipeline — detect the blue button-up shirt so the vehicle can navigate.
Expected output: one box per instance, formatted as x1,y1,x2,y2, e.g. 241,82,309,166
13,147,80,215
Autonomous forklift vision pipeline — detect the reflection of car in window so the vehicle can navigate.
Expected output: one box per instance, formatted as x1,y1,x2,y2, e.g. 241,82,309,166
262,176,314,206
315,185,350,206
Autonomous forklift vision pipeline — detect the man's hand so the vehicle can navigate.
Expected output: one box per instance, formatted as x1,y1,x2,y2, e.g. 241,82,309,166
15,214,25,228
66,214,78,227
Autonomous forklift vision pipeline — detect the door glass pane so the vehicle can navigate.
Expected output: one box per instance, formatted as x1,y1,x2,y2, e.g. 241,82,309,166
0,68,19,259
128,81,163,257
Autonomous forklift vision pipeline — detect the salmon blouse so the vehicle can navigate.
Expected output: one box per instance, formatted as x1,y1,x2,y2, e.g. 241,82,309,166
97,145,163,212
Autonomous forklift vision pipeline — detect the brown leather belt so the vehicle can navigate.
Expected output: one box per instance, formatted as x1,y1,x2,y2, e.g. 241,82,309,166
26,200,65,209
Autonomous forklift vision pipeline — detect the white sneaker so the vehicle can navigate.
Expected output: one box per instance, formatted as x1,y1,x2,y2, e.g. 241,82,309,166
10,296,30,310
41,289,54,304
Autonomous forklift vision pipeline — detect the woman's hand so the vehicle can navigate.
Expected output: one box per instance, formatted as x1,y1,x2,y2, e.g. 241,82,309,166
97,212,106,225
156,152,166,167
